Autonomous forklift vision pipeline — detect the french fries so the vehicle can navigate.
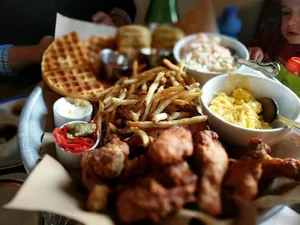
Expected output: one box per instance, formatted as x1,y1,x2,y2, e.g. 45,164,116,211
95,61,207,141
128,115,208,128
130,127,150,147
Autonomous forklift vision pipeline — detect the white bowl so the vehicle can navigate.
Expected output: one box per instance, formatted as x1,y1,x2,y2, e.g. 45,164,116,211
173,33,249,86
53,97,93,128
54,121,100,168
201,73,300,147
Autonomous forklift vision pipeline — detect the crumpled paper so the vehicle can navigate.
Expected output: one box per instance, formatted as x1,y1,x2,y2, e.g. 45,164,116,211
4,155,113,225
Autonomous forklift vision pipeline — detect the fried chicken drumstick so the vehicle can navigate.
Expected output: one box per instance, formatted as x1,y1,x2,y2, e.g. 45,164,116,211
193,130,228,216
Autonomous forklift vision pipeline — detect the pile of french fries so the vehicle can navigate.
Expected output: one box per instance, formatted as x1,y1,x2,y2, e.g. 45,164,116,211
95,59,208,146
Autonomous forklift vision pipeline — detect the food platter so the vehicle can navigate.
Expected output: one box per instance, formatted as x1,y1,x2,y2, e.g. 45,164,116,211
18,73,284,225
16,20,300,225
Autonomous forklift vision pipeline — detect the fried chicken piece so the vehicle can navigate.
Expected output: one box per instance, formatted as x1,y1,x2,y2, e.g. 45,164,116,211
103,134,130,156
81,134,129,179
148,126,193,165
116,177,196,223
223,139,269,207
189,121,209,136
87,184,110,212
193,130,228,216
122,155,148,179
81,150,93,169
244,138,271,159
263,156,300,180
243,139,300,182
224,159,263,207
153,161,198,187
82,164,105,191
228,138,271,160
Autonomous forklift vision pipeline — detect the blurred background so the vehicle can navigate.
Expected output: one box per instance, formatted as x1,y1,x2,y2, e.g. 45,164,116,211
134,0,281,44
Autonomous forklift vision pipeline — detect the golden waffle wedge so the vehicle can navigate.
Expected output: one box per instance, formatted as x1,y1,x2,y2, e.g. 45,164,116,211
117,25,151,60
41,32,87,74
42,65,110,101
152,25,185,50
82,35,116,74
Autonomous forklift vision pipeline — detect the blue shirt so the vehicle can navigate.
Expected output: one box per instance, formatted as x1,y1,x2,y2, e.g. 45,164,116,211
0,44,15,75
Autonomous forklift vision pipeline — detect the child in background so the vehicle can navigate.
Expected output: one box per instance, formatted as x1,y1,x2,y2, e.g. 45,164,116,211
248,0,300,65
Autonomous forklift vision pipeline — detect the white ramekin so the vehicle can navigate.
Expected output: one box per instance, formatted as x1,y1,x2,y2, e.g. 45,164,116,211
53,97,93,128
54,121,100,168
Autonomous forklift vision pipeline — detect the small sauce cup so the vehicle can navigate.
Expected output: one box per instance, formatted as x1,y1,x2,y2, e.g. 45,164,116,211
139,48,174,68
54,121,100,168
100,49,131,82
53,97,93,128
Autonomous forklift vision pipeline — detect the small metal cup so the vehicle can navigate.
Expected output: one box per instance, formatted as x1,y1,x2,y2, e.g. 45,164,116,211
99,49,131,82
139,48,174,68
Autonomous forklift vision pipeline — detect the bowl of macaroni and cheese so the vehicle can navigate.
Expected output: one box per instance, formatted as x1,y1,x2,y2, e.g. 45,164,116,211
201,73,300,147
173,33,249,86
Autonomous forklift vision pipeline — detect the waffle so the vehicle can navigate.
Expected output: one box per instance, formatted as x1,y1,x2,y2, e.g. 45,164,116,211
41,32,87,74
42,65,110,101
152,25,185,50
82,35,116,74
41,32,112,101
117,25,151,60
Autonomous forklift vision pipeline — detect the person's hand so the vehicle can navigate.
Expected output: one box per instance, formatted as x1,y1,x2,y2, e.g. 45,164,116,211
37,36,54,61
92,11,115,26
39,36,54,52
8,35,54,71
248,47,264,61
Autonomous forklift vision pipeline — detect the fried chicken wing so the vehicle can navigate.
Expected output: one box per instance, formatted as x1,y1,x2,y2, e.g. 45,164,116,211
243,139,300,182
244,138,271,159
263,156,300,180
193,130,228,216
224,159,262,207
227,138,271,160
223,139,269,207
148,126,193,165
87,184,110,212
116,177,196,223
81,134,129,179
